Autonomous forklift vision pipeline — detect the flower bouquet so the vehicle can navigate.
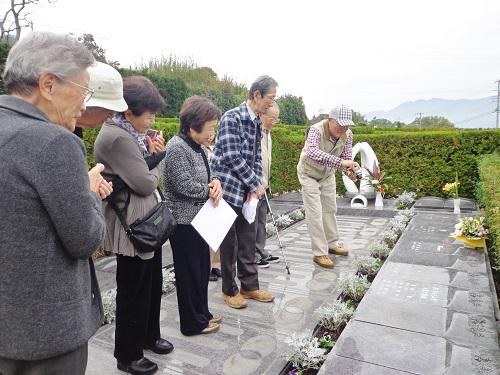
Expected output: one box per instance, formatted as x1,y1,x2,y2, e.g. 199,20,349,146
450,215,489,249
442,172,460,198
443,172,460,213
364,162,391,194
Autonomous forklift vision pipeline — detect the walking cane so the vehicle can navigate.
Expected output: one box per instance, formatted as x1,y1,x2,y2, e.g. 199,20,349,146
263,191,291,275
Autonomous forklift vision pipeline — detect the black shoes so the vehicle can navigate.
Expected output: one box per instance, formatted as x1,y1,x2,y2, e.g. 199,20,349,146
263,255,280,264
117,357,158,375
256,259,270,268
209,267,222,281
144,338,174,354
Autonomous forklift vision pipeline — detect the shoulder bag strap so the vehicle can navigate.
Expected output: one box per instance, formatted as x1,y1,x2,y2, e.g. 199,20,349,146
106,190,132,234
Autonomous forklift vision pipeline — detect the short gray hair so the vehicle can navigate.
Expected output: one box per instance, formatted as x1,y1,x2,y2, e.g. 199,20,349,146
3,31,94,95
248,75,278,100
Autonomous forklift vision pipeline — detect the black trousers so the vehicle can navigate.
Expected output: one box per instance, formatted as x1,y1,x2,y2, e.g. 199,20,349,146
114,249,162,363
0,344,87,375
170,224,212,336
220,204,259,296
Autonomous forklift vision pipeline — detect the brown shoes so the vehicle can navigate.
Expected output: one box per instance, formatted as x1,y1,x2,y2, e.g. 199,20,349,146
222,293,248,309
313,255,335,268
329,245,349,256
201,321,220,334
210,313,222,324
240,288,275,302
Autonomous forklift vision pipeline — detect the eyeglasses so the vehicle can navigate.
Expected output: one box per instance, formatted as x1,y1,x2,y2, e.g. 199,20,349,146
66,80,95,102
264,95,277,102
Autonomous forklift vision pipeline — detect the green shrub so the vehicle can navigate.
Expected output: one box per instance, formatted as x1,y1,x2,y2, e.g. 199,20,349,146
83,120,179,167
477,153,500,266
83,120,499,202
270,129,500,198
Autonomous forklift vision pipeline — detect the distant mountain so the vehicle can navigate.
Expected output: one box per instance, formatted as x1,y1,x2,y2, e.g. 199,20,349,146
364,97,497,128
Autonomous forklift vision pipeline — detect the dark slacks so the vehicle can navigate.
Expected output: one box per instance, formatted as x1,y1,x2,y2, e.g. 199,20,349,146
0,344,88,375
170,224,212,336
220,204,260,296
114,249,162,363
254,196,270,262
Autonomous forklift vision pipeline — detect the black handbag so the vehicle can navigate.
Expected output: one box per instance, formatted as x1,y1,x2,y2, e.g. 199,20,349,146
107,189,177,253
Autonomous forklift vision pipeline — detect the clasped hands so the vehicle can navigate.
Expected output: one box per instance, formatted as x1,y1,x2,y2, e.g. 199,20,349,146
88,163,113,199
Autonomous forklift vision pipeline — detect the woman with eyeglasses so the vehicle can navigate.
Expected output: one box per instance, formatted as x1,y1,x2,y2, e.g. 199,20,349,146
94,76,173,375
0,32,108,375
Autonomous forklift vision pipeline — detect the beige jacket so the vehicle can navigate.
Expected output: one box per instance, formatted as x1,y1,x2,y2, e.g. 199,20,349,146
261,128,272,189
94,123,160,257
297,120,351,181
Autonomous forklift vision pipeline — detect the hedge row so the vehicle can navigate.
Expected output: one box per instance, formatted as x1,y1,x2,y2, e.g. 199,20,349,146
270,128,500,198
477,154,500,264
83,122,500,200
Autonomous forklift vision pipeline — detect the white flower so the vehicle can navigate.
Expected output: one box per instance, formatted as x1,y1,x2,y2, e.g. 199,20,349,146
338,273,371,302
162,267,176,294
102,288,117,324
284,333,326,371
315,301,354,331
371,179,380,185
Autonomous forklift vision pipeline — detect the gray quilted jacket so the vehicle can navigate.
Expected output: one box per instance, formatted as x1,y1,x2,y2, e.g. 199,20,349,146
163,134,216,224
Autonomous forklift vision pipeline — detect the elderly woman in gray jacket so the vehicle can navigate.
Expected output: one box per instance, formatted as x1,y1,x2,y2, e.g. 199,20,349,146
164,96,223,336
0,32,108,375
94,76,173,375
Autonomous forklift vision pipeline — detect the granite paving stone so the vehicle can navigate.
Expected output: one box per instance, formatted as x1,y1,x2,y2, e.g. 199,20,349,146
322,210,500,375
318,355,416,375
332,320,447,374
88,204,500,375
87,212,391,375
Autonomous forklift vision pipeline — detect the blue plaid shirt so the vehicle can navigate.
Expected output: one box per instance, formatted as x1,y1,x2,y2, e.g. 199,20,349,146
211,102,263,208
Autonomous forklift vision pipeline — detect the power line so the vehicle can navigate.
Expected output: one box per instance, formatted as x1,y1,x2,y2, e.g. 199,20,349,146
454,111,493,125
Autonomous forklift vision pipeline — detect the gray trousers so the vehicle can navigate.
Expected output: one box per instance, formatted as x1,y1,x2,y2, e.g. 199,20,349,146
220,204,259,296
254,196,270,262
0,343,87,375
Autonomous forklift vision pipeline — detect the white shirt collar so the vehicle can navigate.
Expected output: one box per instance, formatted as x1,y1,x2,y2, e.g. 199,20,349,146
245,101,258,124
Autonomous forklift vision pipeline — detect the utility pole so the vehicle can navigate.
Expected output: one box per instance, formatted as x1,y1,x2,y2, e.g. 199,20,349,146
415,112,424,128
495,80,500,129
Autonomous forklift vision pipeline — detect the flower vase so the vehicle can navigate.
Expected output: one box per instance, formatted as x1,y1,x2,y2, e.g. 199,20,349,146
453,198,460,214
375,191,384,210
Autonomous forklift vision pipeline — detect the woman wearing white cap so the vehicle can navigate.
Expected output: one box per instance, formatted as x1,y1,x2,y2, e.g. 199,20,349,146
296,105,359,269
76,61,129,129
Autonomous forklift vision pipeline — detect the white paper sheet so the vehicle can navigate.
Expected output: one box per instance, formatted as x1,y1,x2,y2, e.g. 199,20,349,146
191,198,237,251
242,197,259,224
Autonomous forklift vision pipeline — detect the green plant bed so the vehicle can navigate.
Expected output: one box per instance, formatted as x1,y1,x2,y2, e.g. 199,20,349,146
477,153,500,305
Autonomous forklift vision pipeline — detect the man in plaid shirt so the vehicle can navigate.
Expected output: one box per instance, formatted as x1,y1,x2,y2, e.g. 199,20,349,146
211,76,278,309
296,105,359,269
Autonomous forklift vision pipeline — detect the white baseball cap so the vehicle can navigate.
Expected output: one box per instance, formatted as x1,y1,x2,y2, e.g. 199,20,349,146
87,62,128,112
329,104,355,127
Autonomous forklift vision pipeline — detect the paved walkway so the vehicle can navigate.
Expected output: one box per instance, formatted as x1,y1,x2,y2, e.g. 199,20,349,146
320,210,500,375
87,209,391,374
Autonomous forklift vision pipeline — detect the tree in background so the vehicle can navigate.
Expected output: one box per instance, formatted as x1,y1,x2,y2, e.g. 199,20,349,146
147,74,189,118
409,115,455,128
0,42,11,94
277,94,307,125
78,33,106,62
352,110,367,126
0,0,55,43
370,118,394,128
